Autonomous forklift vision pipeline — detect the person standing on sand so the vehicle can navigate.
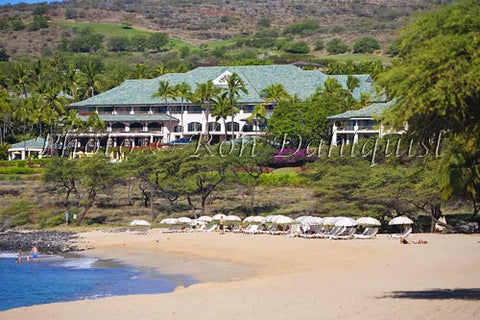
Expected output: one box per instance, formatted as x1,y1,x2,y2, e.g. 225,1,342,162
31,245,39,262
219,216,225,235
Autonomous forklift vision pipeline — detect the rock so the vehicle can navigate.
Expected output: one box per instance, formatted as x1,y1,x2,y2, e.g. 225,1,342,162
0,231,78,254
454,221,479,233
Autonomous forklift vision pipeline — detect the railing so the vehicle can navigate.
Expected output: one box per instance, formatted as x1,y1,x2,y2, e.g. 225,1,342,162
336,126,377,131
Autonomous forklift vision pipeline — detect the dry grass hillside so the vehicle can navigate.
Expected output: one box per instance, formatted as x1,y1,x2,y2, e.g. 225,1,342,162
0,0,453,59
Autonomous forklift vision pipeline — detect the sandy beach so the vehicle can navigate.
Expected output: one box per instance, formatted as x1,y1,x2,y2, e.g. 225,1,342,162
1,230,479,320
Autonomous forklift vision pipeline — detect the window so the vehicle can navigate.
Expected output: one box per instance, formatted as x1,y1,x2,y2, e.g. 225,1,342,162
242,124,254,132
225,122,240,132
173,125,183,133
188,122,202,132
208,122,221,132
188,106,203,114
148,122,163,132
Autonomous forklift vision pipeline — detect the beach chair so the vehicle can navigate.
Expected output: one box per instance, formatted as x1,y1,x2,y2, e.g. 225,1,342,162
354,227,378,239
389,226,412,239
331,227,356,240
287,224,301,237
244,224,259,235
205,224,217,232
302,225,326,239
319,226,346,239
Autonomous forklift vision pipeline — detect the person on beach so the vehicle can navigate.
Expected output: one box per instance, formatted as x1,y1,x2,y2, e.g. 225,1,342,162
31,245,39,262
400,237,428,244
219,216,225,235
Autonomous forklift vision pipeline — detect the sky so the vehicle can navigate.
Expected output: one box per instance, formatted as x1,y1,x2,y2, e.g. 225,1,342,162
0,0,64,6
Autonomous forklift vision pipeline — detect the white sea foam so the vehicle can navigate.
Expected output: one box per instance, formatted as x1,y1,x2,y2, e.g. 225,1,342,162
55,257,98,269
0,252,18,259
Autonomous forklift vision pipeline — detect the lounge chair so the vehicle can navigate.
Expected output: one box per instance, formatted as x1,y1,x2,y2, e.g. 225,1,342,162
244,224,259,234
389,226,412,239
301,224,326,239
330,227,356,240
205,224,217,232
354,227,378,239
318,226,346,239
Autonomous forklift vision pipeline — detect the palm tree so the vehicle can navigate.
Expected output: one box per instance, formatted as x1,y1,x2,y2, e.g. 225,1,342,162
152,80,176,141
192,80,220,138
153,64,170,77
11,63,31,98
260,83,289,106
77,61,105,98
211,92,232,140
173,82,192,137
247,104,267,135
61,62,79,100
226,73,247,140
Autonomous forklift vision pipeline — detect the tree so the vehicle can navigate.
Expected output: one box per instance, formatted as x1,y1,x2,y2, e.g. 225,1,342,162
131,34,148,52
173,82,192,135
247,104,267,134
353,37,380,53
147,32,169,52
225,73,247,140
314,39,324,51
77,60,105,98
0,46,9,62
211,92,232,139
284,41,310,54
260,83,289,106
107,36,130,52
378,0,480,218
152,80,176,141
326,38,350,54
192,80,221,138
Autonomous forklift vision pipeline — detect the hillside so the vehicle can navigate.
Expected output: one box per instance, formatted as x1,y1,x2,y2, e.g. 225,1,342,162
0,0,453,61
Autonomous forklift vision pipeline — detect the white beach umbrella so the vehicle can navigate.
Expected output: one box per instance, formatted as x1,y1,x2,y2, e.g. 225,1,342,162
160,218,177,225
355,217,381,226
225,215,242,222
335,217,357,227
388,216,414,225
198,216,213,222
295,216,309,223
129,219,151,226
262,215,282,223
322,217,340,226
176,217,193,224
212,214,225,221
272,215,294,224
244,216,264,223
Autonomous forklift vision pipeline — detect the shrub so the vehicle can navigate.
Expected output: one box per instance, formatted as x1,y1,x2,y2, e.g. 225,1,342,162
0,200,35,228
326,38,350,54
314,39,324,51
284,19,320,36
284,41,310,54
353,37,380,53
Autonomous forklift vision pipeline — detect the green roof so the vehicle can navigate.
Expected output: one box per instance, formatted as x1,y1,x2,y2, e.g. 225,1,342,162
327,100,395,120
11,137,48,149
70,65,382,107
78,114,178,122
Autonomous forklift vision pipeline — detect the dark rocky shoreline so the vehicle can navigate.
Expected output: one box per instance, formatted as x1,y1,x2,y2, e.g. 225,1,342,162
0,231,79,254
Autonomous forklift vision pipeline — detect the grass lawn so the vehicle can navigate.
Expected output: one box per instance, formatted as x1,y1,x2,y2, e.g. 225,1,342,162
313,53,392,64
55,21,197,51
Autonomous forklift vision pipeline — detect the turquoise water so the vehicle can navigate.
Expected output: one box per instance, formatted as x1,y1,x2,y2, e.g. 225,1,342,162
0,252,196,311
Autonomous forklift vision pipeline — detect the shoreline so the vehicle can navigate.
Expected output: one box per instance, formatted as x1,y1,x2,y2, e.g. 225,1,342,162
1,231,480,320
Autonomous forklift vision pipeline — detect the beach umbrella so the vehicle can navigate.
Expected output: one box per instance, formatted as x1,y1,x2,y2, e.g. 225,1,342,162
388,216,414,225
176,217,193,224
295,216,309,223
212,214,225,220
262,215,282,223
335,217,357,227
243,216,264,223
226,215,242,222
322,217,340,226
129,219,151,226
198,216,212,222
272,215,294,224
160,218,177,225
355,217,381,226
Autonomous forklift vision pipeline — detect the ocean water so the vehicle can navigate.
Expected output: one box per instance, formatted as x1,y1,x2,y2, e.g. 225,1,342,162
0,252,196,311
0,1,64,6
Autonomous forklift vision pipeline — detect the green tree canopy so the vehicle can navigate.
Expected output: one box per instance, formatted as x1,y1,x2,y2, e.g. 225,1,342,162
353,37,380,53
